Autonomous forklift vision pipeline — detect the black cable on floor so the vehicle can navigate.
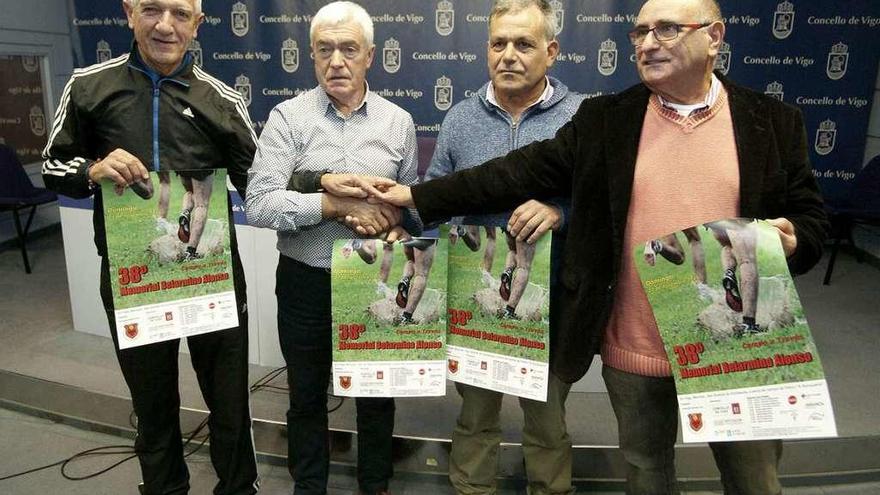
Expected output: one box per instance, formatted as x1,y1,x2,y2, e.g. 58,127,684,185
1,365,348,482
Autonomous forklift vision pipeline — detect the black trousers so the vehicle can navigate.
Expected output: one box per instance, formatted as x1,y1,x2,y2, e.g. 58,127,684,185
100,257,258,495
276,255,394,495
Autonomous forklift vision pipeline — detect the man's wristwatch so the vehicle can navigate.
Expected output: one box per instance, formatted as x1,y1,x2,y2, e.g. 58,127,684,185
315,169,333,192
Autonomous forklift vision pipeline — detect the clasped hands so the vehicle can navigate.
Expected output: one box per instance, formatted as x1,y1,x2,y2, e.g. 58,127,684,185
320,174,562,244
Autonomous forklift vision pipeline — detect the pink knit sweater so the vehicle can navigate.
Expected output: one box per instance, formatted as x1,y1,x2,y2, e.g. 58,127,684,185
601,88,740,377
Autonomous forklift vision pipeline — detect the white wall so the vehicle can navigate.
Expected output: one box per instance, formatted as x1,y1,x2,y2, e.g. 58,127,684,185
0,0,74,243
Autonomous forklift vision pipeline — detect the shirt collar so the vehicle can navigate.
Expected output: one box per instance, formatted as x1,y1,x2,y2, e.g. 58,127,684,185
486,76,554,112
656,74,720,116
320,81,371,118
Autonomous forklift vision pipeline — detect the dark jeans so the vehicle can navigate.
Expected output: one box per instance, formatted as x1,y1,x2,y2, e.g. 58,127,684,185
100,257,258,495
602,365,782,495
276,255,395,494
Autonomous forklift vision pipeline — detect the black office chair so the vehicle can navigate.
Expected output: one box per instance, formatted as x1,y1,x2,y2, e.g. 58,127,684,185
823,155,880,285
0,144,58,273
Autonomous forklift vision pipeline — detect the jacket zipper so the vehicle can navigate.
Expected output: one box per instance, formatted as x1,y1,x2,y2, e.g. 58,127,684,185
510,120,518,150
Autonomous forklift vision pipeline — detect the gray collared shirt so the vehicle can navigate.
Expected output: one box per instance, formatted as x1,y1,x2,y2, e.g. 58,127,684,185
246,85,420,268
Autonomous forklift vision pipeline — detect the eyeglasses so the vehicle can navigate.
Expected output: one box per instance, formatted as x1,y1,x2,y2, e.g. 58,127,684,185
628,22,710,46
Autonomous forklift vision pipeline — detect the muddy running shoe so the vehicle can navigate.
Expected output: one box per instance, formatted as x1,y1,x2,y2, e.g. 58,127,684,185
177,209,192,243
460,226,480,251
733,322,764,338
396,276,411,308
393,312,415,326
181,249,203,262
722,268,743,312
499,267,514,301
496,306,520,320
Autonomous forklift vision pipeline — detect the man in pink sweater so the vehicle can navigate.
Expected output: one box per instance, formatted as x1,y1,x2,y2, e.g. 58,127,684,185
375,0,828,492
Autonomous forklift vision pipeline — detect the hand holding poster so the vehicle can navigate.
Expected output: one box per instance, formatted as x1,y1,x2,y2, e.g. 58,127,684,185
331,234,447,397
103,170,238,349
634,218,837,442
445,226,550,401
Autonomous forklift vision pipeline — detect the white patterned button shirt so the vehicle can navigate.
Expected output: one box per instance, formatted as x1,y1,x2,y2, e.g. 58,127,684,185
246,85,421,268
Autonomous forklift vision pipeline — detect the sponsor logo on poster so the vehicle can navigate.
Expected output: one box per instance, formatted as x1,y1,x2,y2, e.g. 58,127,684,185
688,412,703,432
234,74,252,107
597,39,617,76
281,38,299,73
339,375,352,389
434,75,453,111
124,323,139,339
448,359,459,373
814,119,837,156
826,42,848,80
436,0,454,36
732,403,741,414
772,1,795,40
383,38,401,74
231,2,249,37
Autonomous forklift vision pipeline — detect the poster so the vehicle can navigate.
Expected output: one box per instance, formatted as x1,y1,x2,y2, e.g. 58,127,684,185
634,218,837,442
331,233,448,397
103,170,238,349
445,226,551,401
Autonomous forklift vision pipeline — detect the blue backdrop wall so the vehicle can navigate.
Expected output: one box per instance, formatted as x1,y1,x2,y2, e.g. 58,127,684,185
69,0,880,205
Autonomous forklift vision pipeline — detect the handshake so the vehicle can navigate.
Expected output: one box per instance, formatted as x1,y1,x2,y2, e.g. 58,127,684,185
315,172,564,245
317,173,415,242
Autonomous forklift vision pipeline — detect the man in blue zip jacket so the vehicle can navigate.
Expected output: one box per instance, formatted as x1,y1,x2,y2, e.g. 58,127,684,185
42,1,259,493
430,1,583,493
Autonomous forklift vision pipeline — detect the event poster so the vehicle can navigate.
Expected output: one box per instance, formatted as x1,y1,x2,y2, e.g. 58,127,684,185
103,170,238,349
445,226,551,401
331,232,448,397
634,218,837,442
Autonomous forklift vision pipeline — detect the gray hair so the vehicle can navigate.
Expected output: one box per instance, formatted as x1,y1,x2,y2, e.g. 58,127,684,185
126,0,203,15
489,0,556,41
310,1,374,47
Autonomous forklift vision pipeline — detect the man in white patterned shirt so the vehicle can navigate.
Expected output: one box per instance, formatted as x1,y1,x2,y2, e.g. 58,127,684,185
245,2,419,494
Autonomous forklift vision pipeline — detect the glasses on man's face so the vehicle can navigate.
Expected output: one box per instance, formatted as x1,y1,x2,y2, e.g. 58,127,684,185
628,22,710,46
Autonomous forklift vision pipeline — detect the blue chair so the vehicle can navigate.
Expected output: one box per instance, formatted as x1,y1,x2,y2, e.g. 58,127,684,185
823,155,880,285
0,144,58,273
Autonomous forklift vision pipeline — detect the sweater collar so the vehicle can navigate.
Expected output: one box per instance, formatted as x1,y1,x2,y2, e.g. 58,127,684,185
655,74,721,116
478,76,569,113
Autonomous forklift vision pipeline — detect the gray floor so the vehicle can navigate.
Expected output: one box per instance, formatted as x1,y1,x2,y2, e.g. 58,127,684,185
1,228,879,494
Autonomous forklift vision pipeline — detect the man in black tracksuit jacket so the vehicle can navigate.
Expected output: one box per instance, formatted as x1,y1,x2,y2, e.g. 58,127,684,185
41,2,258,493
